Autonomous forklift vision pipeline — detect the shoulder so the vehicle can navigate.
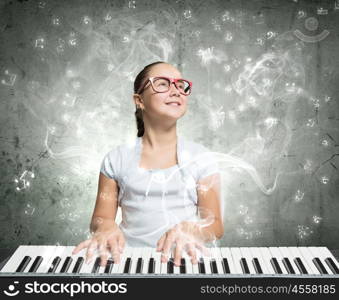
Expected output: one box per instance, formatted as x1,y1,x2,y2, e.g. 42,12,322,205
180,138,213,157
103,138,138,159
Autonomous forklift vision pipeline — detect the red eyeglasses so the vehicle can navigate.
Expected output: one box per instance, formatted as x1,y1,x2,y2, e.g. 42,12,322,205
137,77,192,96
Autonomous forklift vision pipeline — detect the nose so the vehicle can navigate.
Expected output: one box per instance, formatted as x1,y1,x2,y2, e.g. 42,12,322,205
169,81,181,95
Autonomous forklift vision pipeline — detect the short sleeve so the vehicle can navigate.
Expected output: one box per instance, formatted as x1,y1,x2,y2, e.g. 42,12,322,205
195,145,220,181
100,147,120,180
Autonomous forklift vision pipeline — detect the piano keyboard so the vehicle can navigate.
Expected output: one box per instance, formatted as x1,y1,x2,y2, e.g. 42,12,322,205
1,246,338,276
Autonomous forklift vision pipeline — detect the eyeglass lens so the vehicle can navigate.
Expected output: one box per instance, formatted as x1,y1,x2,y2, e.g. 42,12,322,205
152,78,191,95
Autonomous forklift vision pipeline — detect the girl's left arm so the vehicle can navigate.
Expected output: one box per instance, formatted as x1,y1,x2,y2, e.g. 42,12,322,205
196,173,224,241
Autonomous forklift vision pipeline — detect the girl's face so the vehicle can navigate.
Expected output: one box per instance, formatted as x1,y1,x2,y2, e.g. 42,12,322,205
134,63,189,122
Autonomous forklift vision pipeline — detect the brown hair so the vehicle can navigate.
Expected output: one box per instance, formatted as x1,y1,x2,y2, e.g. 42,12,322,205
133,61,165,137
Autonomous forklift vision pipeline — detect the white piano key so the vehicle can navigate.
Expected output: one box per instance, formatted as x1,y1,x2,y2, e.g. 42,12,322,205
289,247,313,275
111,253,121,274
151,249,161,274
172,251,180,274
210,247,223,274
268,247,288,274
239,247,256,274
230,248,243,274
129,247,142,274
279,247,301,274
1,246,31,272
256,247,276,274
220,247,236,274
298,247,320,275
141,247,152,274
198,249,212,275
160,256,168,274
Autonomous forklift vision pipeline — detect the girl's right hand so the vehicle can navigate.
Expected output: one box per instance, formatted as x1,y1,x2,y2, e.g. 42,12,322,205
72,223,125,267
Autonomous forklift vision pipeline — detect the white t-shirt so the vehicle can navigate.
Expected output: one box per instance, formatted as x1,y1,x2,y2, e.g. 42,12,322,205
100,136,219,247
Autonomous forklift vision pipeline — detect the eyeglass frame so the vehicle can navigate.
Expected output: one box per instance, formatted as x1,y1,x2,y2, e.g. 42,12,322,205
136,76,193,96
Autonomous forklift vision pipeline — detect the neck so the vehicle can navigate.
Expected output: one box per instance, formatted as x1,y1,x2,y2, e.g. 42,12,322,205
141,120,178,150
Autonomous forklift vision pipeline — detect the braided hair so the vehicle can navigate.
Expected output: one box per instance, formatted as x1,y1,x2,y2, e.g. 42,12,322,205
133,61,165,137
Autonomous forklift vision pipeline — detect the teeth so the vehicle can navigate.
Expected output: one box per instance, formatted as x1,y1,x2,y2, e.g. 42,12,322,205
166,103,179,106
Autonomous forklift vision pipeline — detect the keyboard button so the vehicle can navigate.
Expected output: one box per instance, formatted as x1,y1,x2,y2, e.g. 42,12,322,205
325,258,339,274
270,258,283,274
240,258,250,274
48,256,61,273
123,258,131,274
294,257,308,274
312,257,328,274
104,259,113,273
198,257,206,274
282,257,295,274
253,258,263,274
28,256,43,273
136,258,143,273
72,257,84,273
180,258,186,274
148,258,155,274
16,256,31,272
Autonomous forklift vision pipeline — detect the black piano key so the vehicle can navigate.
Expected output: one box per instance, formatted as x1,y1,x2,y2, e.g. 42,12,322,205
294,257,308,274
16,256,31,272
72,257,84,273
252,258,263,274
123,257,131,274
312,258,328,274
282,257,295,274
48,256,61,273
180,258,186,274
104,259,113,273
167,258,174,274
28,256,43,272
148,258,155,274
198,258,206,274
222,258,230,274
210,259,218,274
136,258,143,273
91,257,101,273
325,258,339,274
240,258,250,274
59,257,72,273
270,257,283,274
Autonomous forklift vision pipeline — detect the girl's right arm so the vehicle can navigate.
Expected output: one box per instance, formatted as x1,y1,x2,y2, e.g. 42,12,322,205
72,173,125,266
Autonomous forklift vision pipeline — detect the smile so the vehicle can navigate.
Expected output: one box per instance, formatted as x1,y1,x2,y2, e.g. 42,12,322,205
165,102,181,106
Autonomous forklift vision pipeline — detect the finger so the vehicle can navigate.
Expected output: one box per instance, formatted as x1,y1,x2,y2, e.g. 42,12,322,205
98,243,109,267
86,240,98,264
161,234,174,263
156,234,166,252
108,239,121,264
174,241,183,266
186,243,197,264
72,239,91,255
118,234,125,253
195,242,209,256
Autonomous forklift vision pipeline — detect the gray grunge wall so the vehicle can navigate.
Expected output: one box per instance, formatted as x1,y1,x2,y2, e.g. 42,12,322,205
0,0,339,250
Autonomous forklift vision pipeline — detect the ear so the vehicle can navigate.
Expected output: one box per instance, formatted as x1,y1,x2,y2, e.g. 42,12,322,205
133,94,144,109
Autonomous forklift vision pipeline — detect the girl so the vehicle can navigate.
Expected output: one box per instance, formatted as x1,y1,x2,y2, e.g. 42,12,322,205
73,61,224,268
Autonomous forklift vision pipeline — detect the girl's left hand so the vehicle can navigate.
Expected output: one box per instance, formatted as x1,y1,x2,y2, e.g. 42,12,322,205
156,221,207,266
